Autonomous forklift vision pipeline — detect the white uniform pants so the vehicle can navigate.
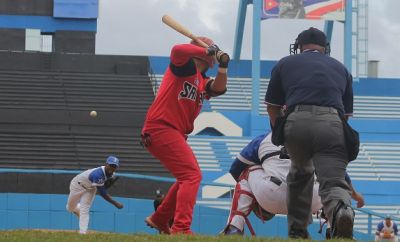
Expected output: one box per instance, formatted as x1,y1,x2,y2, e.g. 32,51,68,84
229,166,322,231
66,178,96,234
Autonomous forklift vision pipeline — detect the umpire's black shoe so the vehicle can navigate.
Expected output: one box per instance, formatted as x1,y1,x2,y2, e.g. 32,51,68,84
288,229,310,239
331,201,355,239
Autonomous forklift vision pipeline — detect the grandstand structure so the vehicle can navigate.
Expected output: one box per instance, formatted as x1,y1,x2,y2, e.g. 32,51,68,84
0,52,175,196
0,0,399,240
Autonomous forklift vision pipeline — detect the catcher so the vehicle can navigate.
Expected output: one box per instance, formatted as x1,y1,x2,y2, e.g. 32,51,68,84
221,133,364,237
66,156,123,234
375,215,398,242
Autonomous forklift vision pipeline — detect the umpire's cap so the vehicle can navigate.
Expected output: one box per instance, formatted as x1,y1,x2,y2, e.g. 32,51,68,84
297,27,328,47
106,156,119,167
291,27,330,55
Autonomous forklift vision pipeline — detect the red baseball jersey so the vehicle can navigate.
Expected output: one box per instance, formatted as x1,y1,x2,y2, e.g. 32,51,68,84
143,44,211,134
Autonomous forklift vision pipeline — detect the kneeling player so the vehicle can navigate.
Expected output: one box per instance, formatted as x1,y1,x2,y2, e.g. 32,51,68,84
222,133,364,236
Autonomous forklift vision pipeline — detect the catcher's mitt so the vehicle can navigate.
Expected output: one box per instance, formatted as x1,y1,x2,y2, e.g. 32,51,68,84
104,176,119,189
252,202,275,222
383,231,392,239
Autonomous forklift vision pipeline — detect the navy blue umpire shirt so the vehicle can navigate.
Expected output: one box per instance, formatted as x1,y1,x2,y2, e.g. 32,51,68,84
265,50,353,116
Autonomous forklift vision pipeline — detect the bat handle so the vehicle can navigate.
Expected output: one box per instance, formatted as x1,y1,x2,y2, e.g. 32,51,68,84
193,37,209,48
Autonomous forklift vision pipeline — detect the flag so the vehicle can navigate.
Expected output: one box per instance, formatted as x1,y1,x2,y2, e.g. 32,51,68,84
262,0,345,21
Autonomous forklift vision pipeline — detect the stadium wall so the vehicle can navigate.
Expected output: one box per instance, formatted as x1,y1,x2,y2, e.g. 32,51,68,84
0,51,149,74
0,0,54,16
354,78,400,96
0,0,97,32
0,193,372,240
148,56,276,78
0,15,96,32
150,56,400,139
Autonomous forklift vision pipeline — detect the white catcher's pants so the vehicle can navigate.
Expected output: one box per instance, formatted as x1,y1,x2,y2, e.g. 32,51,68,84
66,177,96,234
375,234,399,242
229,166,322,231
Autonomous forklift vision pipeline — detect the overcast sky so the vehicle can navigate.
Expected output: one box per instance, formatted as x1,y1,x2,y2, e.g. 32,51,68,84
96,0,400,78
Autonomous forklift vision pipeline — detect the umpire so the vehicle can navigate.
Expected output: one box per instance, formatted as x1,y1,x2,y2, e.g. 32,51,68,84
265,27,354,239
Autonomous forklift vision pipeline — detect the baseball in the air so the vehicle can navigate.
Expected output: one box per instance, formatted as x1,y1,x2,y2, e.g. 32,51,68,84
90,110,97,118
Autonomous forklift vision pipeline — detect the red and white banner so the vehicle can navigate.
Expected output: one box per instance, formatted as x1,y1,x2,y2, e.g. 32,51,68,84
262,0,345,21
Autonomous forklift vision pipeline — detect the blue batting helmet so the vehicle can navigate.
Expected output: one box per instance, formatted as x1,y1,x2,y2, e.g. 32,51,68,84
106,156,119,167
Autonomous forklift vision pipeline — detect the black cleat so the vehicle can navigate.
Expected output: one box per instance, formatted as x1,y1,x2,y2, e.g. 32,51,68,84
331,201,355,239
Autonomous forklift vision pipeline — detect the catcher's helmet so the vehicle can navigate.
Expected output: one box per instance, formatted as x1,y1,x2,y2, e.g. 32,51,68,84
290,27,330,55
190,36,216,68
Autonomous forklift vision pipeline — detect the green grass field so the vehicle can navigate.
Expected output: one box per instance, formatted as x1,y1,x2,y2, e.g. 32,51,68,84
0,230,363,242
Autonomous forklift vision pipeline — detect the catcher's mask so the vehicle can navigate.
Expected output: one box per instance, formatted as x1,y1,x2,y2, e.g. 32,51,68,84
290,27,330,55
190,36,216,68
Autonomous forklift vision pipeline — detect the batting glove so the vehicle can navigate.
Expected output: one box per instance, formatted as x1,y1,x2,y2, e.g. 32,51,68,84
207,44,220,56
217,51,230,68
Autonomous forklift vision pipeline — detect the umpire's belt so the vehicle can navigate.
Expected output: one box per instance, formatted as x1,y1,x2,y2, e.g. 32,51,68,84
269,176,282,186
294,105,338,114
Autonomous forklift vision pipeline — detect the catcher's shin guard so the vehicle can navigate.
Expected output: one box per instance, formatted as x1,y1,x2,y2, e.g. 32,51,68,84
223,166,264,236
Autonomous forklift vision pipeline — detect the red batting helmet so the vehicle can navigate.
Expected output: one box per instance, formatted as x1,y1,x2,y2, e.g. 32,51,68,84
190,36,215,68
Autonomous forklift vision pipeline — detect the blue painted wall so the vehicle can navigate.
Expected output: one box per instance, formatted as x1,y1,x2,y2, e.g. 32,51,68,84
351,119,400,142
0,193,373,240
149,56,276,78
352,180,400,205
0,15,96,32
354,78,400,96
54,0,98,19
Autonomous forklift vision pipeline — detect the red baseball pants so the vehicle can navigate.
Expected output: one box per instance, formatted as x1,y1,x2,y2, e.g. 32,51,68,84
145,126,202,234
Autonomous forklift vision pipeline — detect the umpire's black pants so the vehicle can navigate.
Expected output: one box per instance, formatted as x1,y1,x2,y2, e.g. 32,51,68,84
283,105,352,234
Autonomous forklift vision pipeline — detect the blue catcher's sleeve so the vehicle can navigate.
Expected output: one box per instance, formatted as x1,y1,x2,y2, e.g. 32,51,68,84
229,158,248,182
238,134,266,164
229,134,267,181
376,221,384,232
97,186,107,196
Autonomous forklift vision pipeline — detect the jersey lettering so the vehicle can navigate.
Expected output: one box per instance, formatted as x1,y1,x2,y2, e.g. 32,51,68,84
199,92,206,104
179,81,198,101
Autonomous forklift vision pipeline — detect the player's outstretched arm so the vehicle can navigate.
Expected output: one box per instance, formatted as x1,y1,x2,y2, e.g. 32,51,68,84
100,193,123,209
98,186,123,209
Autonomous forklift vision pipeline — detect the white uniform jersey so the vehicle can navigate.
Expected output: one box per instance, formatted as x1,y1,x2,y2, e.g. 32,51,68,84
73,166,106,188
258,134,290,182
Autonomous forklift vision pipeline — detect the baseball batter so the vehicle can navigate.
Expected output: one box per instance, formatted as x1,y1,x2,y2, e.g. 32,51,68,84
66,156,123,234
142,37,230,234
222,133,364,236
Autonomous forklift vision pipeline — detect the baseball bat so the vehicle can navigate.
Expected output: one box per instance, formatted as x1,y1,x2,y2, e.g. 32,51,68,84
162,15,209,48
